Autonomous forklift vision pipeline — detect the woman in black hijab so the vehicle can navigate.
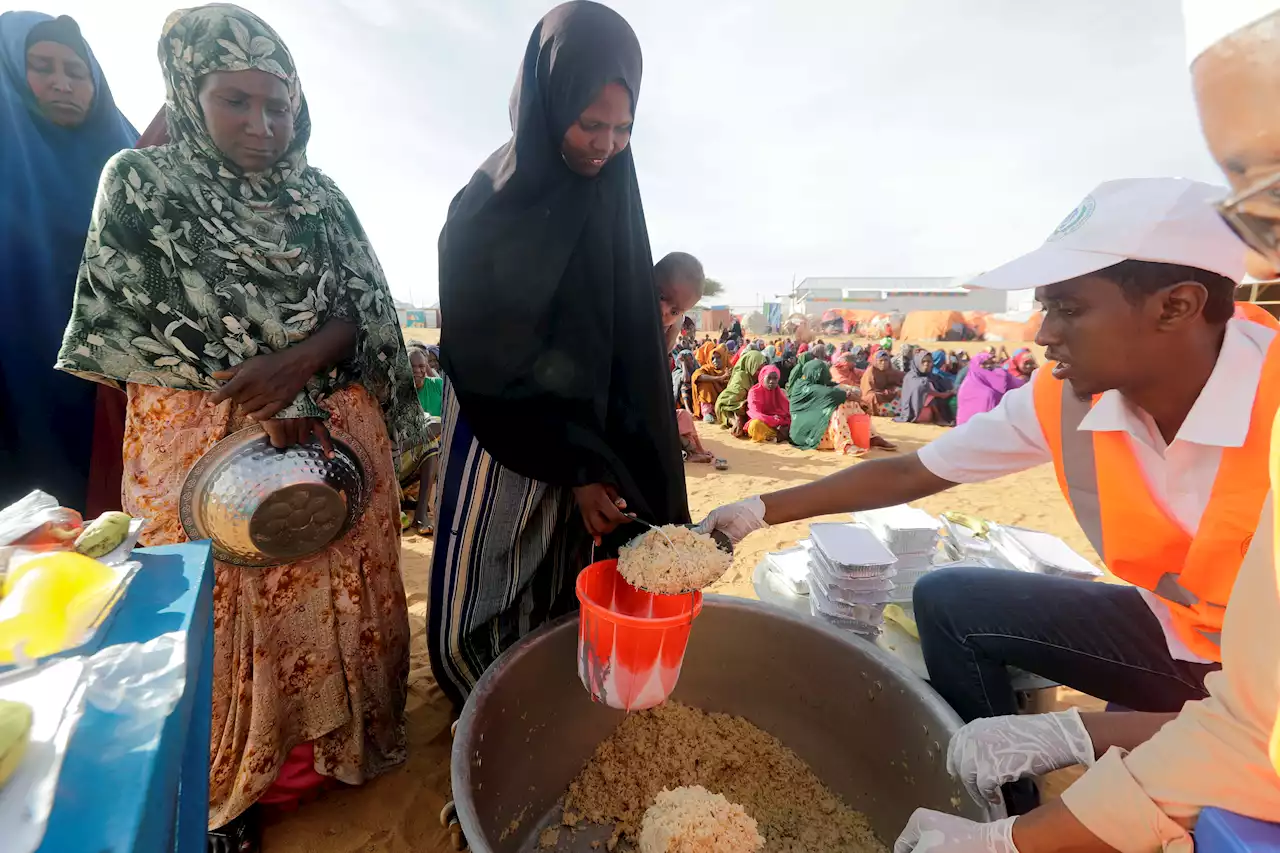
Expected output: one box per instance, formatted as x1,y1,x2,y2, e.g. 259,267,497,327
430,1,688,706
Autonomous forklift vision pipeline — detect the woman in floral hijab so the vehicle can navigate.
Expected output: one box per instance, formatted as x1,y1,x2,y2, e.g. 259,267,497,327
56,5,421,849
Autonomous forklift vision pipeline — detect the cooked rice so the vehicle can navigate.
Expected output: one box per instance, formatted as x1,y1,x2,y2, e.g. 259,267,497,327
639,786,763,853
617,526,731,594
564,702,887,852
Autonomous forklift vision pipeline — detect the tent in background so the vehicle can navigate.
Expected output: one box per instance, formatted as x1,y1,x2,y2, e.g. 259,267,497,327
820,308,880,334
899,310,964,341
962,311,990,337
983,311,1044,342
699,307,732,333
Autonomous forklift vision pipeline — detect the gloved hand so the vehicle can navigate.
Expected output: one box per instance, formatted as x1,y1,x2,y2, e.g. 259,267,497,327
695,495,767,544
894,811,1019,853
948,707,1095,807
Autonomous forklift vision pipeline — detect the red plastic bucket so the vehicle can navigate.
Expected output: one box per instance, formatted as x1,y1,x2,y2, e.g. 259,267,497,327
575,559,702,710
848,411,872,451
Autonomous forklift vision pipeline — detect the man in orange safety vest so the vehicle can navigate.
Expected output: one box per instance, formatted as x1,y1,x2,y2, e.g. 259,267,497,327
699,176,1276,820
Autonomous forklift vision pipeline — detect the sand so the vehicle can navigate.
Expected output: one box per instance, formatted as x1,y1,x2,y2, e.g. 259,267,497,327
261,354,1100,853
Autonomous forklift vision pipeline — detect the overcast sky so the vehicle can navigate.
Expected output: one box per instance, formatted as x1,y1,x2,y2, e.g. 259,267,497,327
35,0,1215,308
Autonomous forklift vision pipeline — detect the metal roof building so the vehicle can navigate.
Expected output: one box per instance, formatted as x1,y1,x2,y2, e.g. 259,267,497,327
789,276,1008,316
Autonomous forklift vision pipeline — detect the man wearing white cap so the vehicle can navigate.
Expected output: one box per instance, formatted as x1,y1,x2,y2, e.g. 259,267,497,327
889,7,1280,852
699,174,1280,812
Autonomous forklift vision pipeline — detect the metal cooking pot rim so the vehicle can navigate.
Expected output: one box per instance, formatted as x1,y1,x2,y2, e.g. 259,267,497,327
450,595,1000,849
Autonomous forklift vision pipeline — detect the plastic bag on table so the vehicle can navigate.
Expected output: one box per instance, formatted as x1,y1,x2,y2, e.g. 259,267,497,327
85,631,187,753
0,491,83,552
0,657,90,853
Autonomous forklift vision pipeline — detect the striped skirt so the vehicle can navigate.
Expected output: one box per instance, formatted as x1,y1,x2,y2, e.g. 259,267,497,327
427,382,592,707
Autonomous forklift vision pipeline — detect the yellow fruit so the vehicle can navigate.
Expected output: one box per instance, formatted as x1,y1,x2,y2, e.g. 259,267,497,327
0,571,71,663
0,699,33,790
884,604,919,640
64,574,123,638
3,551,114,600
0,554,121,661
942,511,990,539
74,511,133,558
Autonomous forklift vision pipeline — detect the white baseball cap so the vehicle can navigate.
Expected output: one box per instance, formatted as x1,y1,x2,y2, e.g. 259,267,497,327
968,177,1247,291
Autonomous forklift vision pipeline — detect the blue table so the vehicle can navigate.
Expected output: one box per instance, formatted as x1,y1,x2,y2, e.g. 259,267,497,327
1197,807,1280,852
39,541,214,853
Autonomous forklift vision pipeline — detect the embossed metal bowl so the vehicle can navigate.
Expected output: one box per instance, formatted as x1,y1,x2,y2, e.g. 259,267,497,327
179,425,373,567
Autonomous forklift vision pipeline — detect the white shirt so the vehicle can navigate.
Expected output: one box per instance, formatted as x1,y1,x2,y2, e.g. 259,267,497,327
917,318,1276,662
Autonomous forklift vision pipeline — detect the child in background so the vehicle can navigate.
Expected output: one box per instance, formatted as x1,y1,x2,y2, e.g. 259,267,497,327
412,346,443,417
655,252,726,469
409,347,443,535
655,251,705,354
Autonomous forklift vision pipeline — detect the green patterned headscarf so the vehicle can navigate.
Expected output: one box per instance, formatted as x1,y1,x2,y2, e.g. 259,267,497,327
56,4,426,476
787,358,847,450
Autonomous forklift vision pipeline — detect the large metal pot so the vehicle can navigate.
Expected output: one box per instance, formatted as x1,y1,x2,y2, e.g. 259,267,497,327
452,596,1001,851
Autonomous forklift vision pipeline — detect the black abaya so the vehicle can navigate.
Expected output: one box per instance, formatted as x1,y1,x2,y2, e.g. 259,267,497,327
438,0,687,525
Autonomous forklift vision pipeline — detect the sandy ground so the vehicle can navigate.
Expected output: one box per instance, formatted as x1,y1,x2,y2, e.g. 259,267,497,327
262,343,1098,852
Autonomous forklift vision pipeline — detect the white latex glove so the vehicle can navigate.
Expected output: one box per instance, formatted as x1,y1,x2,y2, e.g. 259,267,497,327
948,707,1095,808
695,495,767,544
895,811,1019,853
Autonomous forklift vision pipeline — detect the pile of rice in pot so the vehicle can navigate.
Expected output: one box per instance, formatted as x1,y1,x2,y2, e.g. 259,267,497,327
617,525,731,594
639,786,762,853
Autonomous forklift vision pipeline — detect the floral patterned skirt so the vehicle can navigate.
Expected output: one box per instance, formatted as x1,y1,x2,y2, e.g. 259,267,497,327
122,383,410,829
816,402,874,455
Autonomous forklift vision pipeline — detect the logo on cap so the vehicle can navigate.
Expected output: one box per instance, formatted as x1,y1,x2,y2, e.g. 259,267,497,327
1047,195,1096,242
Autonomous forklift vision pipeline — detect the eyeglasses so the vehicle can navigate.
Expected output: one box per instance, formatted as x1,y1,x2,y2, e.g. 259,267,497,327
1216,169,1280,269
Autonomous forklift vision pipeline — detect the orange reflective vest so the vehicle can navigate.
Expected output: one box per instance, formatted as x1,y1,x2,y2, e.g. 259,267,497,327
1033,312,1280,663
1272,406,1280,777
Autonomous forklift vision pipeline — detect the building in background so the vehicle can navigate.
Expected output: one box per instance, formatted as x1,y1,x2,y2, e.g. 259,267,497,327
396,300,440,328
788,276,1009,317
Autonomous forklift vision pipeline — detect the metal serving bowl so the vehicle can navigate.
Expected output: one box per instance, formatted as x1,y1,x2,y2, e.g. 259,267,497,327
179,425,373,567
451,596,1002,851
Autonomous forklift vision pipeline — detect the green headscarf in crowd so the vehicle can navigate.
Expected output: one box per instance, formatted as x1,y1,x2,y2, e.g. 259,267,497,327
787,359,848,450
56,4,426,477
714,349,765,423
785,351,811,394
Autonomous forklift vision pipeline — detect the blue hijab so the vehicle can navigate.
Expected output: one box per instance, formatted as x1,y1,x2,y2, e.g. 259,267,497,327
930,349,955,390
1,12,137,509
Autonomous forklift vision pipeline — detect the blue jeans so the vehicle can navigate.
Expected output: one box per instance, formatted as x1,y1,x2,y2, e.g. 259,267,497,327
912,567,1220,812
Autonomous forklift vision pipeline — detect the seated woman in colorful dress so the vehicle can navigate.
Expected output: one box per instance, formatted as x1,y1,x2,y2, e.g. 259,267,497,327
691,344,729,422
928,349,960,421
785,350,811,395
745,364,790,442
672,348,698,413
1006,347,1038,386
859,350,904,417
830,352,864,387
897,350,956,426
790,360,894,454
955,351,1019,426
714,348,765,437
